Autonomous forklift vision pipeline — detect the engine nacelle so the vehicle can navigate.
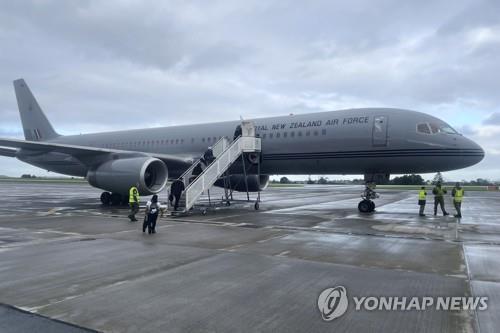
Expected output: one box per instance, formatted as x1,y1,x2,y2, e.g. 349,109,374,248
214,174,269,192
87,157,168,195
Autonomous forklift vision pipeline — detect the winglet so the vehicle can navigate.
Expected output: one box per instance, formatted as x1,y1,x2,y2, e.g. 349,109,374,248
13,79,59,141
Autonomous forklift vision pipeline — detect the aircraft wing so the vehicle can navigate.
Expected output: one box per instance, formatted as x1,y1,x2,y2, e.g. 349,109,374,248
0,147,17,157
0,137,194,167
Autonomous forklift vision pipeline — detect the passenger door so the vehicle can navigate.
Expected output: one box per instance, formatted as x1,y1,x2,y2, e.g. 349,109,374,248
372,116,388,146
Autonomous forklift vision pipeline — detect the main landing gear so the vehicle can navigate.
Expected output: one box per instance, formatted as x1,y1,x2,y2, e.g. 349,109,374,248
358,183,379,213
100,192,128,206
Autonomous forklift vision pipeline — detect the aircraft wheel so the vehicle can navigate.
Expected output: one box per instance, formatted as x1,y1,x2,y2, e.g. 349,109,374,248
358,199,372,213
369,200,376,212
254,202,260,210
100,192,111,205
110,193,122,206
226,201,231,206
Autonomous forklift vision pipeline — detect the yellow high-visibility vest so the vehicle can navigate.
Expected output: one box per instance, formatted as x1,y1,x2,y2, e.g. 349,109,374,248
129,186,139,203
419,190,427,200
454,189,464,202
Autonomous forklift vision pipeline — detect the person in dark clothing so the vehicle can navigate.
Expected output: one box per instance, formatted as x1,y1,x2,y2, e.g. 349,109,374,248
432,182,449,216
233,125,242,140
203,147,215,165
144,194,160,234
192,163,204,179
170,180,185,211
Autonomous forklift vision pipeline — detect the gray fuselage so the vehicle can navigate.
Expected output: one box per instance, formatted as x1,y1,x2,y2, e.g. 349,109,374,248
18,108,484,178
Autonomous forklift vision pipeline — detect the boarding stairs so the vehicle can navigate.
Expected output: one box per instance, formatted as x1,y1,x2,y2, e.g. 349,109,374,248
173,121,261,214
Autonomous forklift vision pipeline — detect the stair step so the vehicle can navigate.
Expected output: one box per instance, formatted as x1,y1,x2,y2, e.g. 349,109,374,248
168,122,261,214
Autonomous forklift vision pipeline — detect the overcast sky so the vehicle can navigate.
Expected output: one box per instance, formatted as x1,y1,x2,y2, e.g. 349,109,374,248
1,0,499,181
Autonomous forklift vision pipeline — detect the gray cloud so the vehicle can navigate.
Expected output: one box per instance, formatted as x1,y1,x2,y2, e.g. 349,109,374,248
483,113,500,125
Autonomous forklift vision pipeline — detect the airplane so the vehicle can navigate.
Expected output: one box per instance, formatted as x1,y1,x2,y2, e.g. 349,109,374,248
0,79,484,212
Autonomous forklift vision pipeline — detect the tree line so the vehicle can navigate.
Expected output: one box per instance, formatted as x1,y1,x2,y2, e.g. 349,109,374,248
275,173,499,186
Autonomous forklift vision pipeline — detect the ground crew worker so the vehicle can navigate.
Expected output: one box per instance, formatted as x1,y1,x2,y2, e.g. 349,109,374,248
128,184,140,221
418,186,427,216
452,182,464,218
432,182,449,216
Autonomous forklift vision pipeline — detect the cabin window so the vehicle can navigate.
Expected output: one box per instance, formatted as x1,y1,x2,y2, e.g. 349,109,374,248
306,131,310,136
322,129,326,135
191,138,195,143
298,131,302,137
291,131,295,138
314,130,319,136
262,133,267,139
276,132,281,138
269,133,274,139
283,132,288,138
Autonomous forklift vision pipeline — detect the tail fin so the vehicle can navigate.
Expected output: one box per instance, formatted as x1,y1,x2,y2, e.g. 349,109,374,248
13,79,59,141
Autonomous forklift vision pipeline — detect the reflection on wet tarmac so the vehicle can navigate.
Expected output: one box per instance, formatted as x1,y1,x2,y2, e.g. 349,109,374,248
1,182,500,332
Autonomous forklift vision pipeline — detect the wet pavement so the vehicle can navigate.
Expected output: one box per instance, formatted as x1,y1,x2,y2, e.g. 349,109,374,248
0,182,500,332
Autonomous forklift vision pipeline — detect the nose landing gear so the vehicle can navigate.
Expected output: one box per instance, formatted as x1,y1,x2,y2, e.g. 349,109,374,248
358,183,379,213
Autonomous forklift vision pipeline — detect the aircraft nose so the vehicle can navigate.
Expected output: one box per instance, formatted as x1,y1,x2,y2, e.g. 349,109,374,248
461,137,485,166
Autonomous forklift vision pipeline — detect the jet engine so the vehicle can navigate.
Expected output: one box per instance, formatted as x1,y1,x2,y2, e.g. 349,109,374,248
214,174,269,192
87,157,168,195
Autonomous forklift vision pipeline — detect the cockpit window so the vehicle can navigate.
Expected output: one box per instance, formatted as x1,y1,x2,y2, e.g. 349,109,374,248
417,122,459,135
430,123,441,134
439,125,458,134
417,123,431,134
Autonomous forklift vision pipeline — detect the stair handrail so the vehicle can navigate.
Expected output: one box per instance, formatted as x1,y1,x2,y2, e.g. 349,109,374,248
183,135,261,211
177,136,230,188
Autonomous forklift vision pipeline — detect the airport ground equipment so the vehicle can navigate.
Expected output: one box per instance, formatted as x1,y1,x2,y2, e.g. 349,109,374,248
358,183,379,213
171,121,262,215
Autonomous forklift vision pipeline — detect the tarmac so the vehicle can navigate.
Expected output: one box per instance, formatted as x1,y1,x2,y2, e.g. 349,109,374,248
1,182,500,332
